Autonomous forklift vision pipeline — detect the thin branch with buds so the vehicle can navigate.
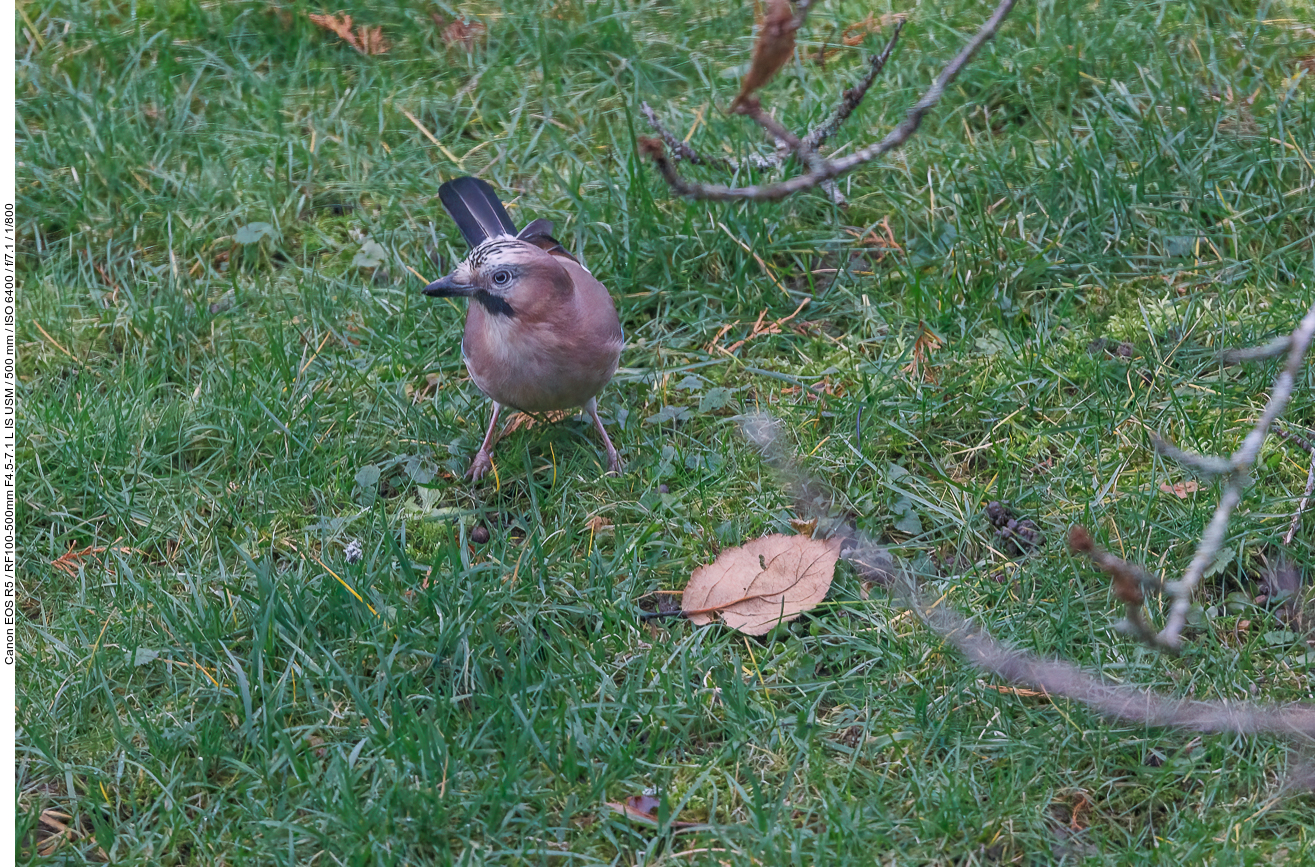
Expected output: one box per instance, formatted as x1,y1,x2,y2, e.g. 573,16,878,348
640,0,1017,202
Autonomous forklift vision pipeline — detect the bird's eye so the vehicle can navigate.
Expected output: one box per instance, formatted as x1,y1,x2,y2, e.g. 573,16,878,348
492,270,512,286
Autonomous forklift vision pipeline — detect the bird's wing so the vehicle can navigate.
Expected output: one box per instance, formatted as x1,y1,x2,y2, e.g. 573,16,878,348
439,176,518,248
517,218,581,265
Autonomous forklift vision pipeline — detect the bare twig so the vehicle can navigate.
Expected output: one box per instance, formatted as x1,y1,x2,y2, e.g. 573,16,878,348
639,103,732,167
801,19,904,153
1151,434,1232,477
1159,302,1315,648
1284,449,1315,546
643,0,1017,201
1277,426,1315,455
1222,334,1293,365
739,413,1315,745
918,597,1315,737
737,96,807,156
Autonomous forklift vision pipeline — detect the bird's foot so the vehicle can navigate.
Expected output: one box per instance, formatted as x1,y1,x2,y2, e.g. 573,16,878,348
604,449,622,477
466,451,494,481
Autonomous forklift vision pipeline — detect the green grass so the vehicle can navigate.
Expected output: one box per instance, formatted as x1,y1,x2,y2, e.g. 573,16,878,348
15,0,1315,862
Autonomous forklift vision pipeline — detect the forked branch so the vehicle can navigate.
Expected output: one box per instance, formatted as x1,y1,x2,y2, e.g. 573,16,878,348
641,0,1017,201
1156,303,1315,648
1066,304,1315,652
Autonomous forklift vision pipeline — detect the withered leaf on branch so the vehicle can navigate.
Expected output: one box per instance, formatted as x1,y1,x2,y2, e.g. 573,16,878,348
682,533,841,635
732,0,799,111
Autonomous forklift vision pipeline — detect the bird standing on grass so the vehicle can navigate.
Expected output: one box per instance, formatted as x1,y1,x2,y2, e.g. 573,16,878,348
422,176,624,480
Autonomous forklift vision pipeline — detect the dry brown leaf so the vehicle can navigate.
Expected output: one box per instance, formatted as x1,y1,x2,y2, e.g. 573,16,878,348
811,12,907,64
604,794,706,829
50,543,132,578
606,794,660,825
845,217,902,258
840,12,905,46
441,17,487,50
36,809,105,859
1158,480,1201,499
500,409,572,436
309,13,390,56
682,533,841,635
789,516,818,537
586,515,612,535
732,0,798,111
902,321,943,383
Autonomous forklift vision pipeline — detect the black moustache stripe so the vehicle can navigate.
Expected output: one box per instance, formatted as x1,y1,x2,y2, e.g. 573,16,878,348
477,292,514,318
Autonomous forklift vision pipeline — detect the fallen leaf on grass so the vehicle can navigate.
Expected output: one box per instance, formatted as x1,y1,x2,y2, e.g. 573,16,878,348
811,12,907,64
500,409,572,435
586,515,612,535
432,14,487,50
1158,480,1201,498
902,321,943,383
309,13,390,56
50,543,133,578
604,795,708,830
682,533,841,635
789,516,818,537
36,809,105,859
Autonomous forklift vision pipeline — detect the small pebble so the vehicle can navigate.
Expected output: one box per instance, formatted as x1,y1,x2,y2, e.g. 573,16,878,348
658,484,669,494
471,525,490,544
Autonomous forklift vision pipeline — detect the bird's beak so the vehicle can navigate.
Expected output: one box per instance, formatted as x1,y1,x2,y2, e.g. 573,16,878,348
421,274,475,298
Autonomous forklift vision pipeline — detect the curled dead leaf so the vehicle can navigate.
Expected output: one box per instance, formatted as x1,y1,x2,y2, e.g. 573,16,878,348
732,0,798,111
682,533,841,635
1158,480,1201,499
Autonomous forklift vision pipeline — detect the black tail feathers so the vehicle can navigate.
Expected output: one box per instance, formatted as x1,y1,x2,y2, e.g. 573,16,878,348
438,177,519,249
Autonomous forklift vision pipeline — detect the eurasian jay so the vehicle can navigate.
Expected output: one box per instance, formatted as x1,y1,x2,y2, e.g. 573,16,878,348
422,177,624,480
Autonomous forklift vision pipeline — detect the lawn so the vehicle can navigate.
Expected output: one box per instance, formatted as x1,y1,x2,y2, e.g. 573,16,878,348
15,0,1315,863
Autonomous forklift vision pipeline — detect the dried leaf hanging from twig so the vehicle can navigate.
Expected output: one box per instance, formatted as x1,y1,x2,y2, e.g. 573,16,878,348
682,533,841,635
732,0,799,111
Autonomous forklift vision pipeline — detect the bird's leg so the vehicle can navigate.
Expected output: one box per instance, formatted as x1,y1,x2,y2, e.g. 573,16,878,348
585,398,622,476
467,401,502,481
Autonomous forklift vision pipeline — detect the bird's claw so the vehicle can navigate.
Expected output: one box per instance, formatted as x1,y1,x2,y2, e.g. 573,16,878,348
467,452,493,481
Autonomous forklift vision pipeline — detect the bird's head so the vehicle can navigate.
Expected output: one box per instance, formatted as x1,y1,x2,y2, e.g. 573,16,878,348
422,238,570,318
